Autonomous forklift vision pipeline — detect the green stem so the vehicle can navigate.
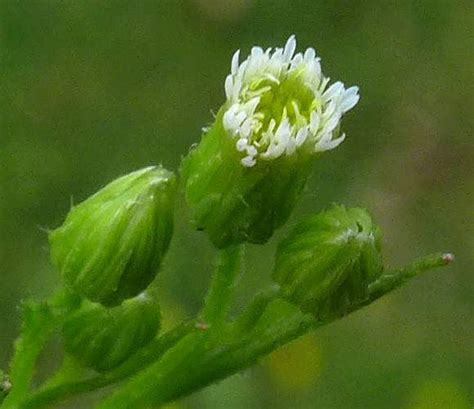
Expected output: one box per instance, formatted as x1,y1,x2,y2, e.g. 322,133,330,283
21,321,195,409
201,245,243,326
2,302,56,409
95,301,317,409
36,355,86,393
95,331,210,409
368,252,454,302
232,285,281,333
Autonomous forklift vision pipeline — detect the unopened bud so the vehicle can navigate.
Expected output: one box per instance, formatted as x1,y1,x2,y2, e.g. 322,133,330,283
62,293,161,372
273,205,383,321
49,166,175,305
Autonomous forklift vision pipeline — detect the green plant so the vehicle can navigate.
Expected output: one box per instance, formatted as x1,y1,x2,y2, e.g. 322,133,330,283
0,36,453,409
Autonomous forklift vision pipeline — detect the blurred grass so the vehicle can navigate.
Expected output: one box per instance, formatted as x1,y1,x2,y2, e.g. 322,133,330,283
0,0,473,408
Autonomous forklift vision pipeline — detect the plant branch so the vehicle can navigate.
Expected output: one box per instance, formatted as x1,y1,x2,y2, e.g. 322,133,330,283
94,299,318,408
201,245,243,326
367,252,454,302
232,285,281,333
20,320,195,409
1,301,56,409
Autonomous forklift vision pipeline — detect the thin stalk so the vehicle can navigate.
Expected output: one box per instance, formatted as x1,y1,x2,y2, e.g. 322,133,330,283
201,245,243,326
2,302,55,409
232,285,281,333
368,252,454,302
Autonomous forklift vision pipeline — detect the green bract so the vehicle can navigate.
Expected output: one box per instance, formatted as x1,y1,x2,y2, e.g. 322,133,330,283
62,294,161,372
182,110,312,248
49,166,175,306
273,205,383,320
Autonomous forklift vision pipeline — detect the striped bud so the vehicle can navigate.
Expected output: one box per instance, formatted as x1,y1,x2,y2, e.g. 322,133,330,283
49,166,175,305
273,205,383,321
62,294,160,372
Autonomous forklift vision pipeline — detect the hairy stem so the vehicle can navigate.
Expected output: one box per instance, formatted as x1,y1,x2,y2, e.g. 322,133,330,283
368,252,454,302
232,285,281,333
2,302,56,409
201,245,243,326
95,301,317,408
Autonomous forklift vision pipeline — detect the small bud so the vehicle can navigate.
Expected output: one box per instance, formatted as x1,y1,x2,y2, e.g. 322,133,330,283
273,205,383,321
62,294,161,372
182,36,359,248
49,166,175,305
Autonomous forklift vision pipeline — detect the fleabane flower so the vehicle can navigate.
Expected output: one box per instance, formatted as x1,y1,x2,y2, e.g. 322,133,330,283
223,35,359,167
182,36,360,248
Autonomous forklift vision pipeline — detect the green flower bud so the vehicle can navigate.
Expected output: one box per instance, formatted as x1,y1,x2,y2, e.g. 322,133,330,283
49,166,175,306
62,293,161,372
182,36,359,248
273,205,383,321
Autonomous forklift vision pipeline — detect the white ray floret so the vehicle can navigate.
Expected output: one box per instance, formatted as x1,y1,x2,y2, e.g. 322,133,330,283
222,35,360,167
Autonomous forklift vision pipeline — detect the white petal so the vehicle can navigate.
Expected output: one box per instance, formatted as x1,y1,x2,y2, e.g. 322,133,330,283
285,137,297,155
323,81,344,101
319,77,331,93
251,46,264,57
316,133,346,152
234,110,247,127
340,94,360,112
241,156,256,167
246,145,258,156
240,118,253,138
243,97,260,115
275,118,291,144
340,87,360,112
323,100,336,119
295,127,308,146
322,112,341,134
231,50,240,75
270,142,286,158
225,75,233,100
290,53,303,67
271,48,283,62
283,35,296,62
223,106,238,130
304,47,316,61
236,138,249,151
309,111,320,134
262,142,284,158
344,85,359,98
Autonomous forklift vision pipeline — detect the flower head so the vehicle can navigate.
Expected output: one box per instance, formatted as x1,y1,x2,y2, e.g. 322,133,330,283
223,35,360,167
182,37,361,248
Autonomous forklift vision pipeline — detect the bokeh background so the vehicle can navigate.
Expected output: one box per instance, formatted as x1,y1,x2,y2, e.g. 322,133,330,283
1,0,473,408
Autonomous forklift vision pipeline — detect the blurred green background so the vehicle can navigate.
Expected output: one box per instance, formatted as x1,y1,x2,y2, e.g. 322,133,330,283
1,0,473,408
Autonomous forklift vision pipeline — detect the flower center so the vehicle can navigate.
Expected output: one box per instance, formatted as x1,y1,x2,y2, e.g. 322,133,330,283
243,71,318,149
